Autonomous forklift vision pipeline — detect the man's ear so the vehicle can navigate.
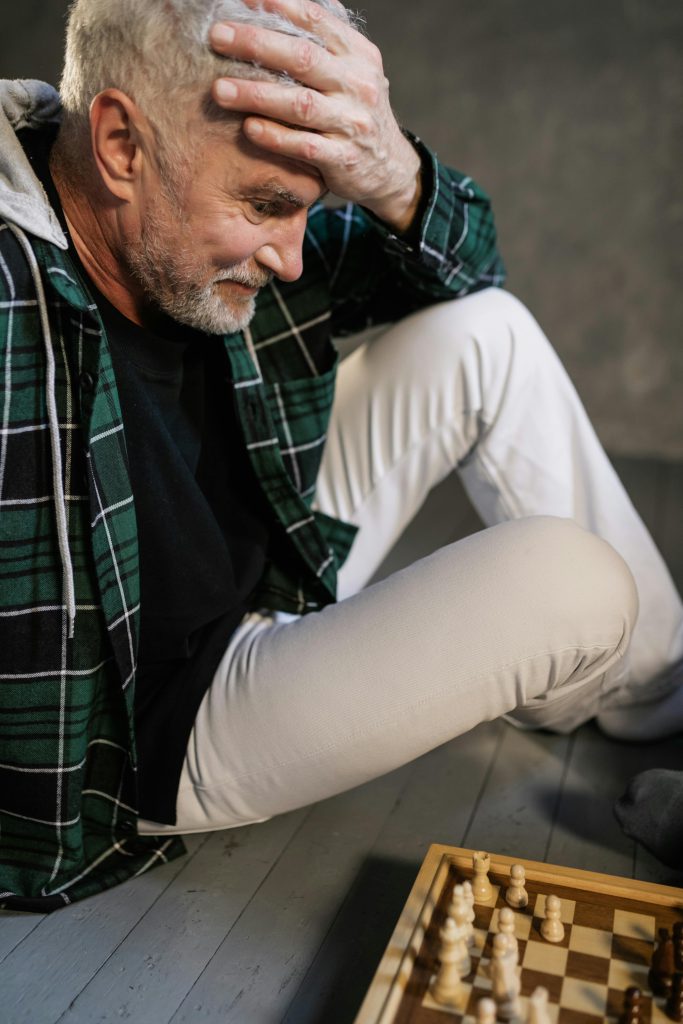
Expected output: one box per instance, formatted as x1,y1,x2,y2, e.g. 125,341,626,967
89,89,153,202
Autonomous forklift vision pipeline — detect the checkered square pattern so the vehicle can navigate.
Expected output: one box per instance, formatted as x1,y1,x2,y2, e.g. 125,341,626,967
417,869,679,1023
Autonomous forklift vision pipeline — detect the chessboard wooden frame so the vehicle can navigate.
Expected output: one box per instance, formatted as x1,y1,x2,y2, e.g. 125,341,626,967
353,844,683,1024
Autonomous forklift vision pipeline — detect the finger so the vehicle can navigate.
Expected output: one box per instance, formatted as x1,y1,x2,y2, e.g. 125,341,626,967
213,76,342,133
210,21,338,91
239,0,355,57
242,115,339,171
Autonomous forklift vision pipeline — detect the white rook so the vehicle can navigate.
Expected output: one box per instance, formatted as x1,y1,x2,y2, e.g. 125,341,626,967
472,850,493,902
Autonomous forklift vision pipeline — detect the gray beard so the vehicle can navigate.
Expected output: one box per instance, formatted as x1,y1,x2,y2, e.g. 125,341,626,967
124,194,272,335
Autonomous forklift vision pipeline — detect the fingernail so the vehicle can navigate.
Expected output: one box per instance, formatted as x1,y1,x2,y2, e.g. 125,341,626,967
216,80,238,101
211,23,235,45
247,120,263,136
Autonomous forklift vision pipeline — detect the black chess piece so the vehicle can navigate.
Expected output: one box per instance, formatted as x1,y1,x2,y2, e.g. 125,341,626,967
621,985,642,1024
650,927,676,997
666,971,683,1022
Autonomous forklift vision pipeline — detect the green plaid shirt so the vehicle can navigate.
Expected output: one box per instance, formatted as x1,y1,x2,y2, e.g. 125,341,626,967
0,123,504,911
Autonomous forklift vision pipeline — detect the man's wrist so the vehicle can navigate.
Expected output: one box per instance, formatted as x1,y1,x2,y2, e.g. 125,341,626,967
362,134,423,236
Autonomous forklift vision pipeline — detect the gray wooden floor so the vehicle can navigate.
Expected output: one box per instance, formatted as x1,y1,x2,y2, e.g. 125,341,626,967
1,456,682,1024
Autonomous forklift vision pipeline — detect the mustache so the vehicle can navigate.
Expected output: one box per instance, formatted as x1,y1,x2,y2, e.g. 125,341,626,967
213,264,274,289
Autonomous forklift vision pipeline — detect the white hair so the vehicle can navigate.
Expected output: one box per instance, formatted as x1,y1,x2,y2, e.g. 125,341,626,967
59,0,360,148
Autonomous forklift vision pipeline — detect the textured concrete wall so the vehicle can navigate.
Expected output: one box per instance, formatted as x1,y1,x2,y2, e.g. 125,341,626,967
363,0,683,459
3,0,682,457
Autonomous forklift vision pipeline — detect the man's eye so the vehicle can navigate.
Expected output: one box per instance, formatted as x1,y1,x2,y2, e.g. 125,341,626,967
250,200,277,218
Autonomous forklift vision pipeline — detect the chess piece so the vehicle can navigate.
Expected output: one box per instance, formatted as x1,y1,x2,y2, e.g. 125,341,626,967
462,879,476,948
620,986,642,1024
476,996,497,1024
540,894,564,943
430,916,462,1005
447,883,472,975
498,906,518,958
506,863,529,909
472,851,494,903
527,986,552,1024
649,926,676,996
491,931,521,1021
666,971,683,1022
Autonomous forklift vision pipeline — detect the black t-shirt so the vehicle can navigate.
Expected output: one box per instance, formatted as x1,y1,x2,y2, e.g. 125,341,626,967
102,294,272,824
21,127,272,823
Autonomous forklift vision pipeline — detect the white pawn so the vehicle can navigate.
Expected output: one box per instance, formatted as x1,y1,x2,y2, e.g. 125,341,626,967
431,916,462,1005
498,906,518,958
540,894,565,943
476,996,497,1023
462,879,476,948
447,883,472,975
527,985,552,1024
506,863,528,909
472,850,494,903
491,932,521,1021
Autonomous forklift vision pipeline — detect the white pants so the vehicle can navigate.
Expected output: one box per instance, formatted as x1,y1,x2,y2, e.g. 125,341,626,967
139,289,682,835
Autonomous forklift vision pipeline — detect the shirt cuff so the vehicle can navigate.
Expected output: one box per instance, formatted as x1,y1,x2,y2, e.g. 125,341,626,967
359,129,435,255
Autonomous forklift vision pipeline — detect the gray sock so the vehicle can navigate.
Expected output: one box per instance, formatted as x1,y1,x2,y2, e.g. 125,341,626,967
614,769,683,869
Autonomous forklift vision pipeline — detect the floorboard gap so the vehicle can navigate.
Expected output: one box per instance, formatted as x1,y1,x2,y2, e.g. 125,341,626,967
459,721,505,849
543,729,577,863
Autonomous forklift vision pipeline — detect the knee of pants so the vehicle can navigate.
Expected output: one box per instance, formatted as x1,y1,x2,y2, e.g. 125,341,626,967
501,516,639,726
394,287,544,350
384,288,560,418
515,515,638,651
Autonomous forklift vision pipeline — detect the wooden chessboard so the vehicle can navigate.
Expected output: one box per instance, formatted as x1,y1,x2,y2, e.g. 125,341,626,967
353,845,683,1023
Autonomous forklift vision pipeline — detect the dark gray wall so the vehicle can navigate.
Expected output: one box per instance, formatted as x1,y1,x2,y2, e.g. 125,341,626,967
3,0,682,457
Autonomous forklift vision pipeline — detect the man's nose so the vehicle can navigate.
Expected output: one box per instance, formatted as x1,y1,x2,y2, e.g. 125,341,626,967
254,215,306,283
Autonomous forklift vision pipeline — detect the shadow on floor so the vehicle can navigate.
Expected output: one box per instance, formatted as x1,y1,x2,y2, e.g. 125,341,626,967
283,857,419,1024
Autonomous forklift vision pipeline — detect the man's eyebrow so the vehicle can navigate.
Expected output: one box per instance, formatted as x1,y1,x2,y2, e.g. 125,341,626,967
248,180,329,209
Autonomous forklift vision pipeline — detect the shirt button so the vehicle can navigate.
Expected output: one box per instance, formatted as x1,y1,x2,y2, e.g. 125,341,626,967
79,371,96,392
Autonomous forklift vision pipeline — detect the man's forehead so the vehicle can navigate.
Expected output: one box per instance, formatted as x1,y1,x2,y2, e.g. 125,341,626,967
219,130,327,203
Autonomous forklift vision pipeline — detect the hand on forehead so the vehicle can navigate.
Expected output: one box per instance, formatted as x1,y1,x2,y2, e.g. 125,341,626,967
210,0,375,87
207,0,422,233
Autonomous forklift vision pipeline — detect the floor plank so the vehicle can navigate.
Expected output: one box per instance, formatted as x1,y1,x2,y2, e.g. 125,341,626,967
281,722,504,1024
544,724,637,878
0,909,46,965
169,765,414,1023
1,834,207,1024
462,725,572,863
56,811,309,1024
1,839,209,1024
374,721,505,861
2,454,681,1024
546,724,683,883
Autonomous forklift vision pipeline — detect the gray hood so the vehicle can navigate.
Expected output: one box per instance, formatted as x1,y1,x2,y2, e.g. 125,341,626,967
0,79,76,637
0,78,68,249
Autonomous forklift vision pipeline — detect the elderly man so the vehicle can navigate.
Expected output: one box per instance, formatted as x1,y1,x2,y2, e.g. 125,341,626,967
0,0,681,911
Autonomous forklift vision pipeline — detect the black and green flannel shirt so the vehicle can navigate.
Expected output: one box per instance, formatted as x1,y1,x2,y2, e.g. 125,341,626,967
0,116,505,911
